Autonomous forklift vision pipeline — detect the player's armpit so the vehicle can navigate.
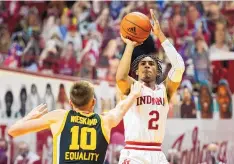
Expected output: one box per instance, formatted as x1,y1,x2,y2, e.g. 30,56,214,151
165,77,181,102
8,109,65,137
116,76,135,95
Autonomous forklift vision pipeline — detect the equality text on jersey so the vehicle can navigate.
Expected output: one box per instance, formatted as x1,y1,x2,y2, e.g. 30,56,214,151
65,151,100,161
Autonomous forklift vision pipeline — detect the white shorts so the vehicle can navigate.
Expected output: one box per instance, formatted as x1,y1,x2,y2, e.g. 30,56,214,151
118,148,169,164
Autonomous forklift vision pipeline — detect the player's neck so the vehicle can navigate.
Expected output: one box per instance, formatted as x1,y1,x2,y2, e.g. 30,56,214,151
73,108,93,114
141,81,156,90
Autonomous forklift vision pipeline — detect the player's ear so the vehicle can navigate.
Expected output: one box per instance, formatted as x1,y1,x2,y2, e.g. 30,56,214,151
69,100,73,109
92,98,96,107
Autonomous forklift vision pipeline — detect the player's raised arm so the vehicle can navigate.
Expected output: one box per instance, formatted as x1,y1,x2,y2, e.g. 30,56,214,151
116,35,141,95
102,82,142,129
150,9,185,101
8,104,65,137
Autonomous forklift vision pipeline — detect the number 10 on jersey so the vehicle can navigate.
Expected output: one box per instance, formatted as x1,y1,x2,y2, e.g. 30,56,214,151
69,126,97,150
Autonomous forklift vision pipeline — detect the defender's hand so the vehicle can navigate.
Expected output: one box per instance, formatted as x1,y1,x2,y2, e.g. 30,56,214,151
150,9,162,37
130,81,143,97
24,104,48,120
120,34,142,47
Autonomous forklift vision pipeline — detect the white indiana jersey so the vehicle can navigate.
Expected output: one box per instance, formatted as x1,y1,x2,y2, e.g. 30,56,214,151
124,83,169,143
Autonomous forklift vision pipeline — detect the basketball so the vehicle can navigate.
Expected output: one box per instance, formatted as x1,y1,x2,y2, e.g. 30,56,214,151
120,12,152,43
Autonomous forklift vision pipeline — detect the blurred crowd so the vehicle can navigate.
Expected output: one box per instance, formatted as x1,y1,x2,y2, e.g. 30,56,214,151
1,1,234,163
0,1,233,81
1,1,234,120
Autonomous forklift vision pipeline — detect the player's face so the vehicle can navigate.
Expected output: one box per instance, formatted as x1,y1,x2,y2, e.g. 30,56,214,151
217,86,230,112
137,57,157,83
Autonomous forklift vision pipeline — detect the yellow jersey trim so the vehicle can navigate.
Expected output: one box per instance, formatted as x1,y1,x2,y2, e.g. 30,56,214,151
76,111,94,117
99,115,110,143
53,110,69,164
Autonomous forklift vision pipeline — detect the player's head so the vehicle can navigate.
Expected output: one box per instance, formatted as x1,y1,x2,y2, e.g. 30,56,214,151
69,80,96,112
131,54,162,83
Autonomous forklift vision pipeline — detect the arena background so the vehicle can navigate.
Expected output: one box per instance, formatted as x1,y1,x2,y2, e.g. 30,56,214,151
0,1,234,164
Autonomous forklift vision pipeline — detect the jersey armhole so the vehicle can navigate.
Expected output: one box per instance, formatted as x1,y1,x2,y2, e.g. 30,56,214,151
53,110,69,164
53,110,69,138
161,84,169,105
99,115,110,144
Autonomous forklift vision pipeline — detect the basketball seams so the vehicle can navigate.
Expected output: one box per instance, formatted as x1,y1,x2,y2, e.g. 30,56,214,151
125,17,151,32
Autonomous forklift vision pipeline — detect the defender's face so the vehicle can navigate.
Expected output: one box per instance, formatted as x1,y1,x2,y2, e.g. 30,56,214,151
137,57,157,83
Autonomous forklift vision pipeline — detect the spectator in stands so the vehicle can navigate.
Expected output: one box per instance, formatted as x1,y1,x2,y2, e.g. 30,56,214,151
56,84,69,110
4,90,14,118
180,87,196,118
21,47,38,72
206,2,223,35
0,24,11,56
0,138,8,164
26,8,41,38
106,58,120,82
79,54,96,79
168,12,188,50
58,42,77,76
14,141,39,164
216,80,232,119
39,34,62,75
72,1,91,23
187,4,201,34
190,35,211,84
43,84,55,112
64,24,82,55
168,90,181,118
3,44,21,69
198,83,213,119
95,81,115,114
15,86,27,118
209,19,230,53
27,84,40,111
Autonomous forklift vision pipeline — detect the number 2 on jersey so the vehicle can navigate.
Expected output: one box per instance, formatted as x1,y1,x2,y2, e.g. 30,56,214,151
148,110,159,130
69,126,97,150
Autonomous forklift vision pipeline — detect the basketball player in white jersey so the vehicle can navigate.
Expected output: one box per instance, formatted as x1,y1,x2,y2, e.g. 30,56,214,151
116,9,185,164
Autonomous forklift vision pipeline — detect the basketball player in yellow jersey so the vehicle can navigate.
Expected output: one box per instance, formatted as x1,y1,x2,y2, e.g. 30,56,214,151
8,80,143,164
116,9,185,164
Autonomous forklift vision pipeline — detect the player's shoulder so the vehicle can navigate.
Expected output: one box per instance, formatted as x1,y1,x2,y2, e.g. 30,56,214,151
47,109,69,122
51,109,68,115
